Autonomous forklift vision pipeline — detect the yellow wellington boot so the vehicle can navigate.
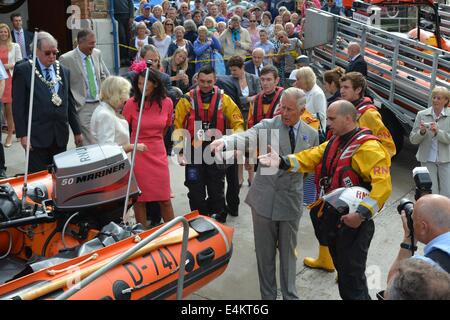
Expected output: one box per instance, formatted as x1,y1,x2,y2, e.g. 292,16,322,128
303,245,335,272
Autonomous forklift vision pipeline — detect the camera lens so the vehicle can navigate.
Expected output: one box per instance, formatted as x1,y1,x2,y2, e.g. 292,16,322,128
397,198,414,216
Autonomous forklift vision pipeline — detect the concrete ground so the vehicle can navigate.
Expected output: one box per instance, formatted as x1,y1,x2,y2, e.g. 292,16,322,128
4,135,421,300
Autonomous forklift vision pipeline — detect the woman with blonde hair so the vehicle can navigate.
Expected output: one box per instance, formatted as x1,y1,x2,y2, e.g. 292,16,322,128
204,16,219,38
410,86,450,197
152,5,165,22
294,66,327,127
161,0,171,16
91,75,147,154
131,22,153,61
0,23,21,147
151,21,172,58
162,48,189,92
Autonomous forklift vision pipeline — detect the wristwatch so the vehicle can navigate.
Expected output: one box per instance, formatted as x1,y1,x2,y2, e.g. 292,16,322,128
400,242,417,251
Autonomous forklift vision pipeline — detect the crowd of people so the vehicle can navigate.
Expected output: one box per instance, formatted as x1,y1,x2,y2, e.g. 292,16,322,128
0,0,448,301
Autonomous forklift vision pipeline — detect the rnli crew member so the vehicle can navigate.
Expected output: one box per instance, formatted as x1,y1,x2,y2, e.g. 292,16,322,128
210,87,319,299
258,100,392,300
303,71,396,272
247,65,284,129
173,65,244,223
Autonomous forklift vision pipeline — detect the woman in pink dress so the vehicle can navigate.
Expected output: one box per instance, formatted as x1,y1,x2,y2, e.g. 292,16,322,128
123,66,175,226
0,23,21,147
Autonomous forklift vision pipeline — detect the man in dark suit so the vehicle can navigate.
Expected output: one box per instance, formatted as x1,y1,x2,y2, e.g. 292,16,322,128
244,48,265,76
12,31,82,173
346,42,368,77
10,13,34,59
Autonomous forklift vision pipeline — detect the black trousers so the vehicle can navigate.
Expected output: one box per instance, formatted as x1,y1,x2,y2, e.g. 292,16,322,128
312,203,375,300
328,219,375,300
310,205,328,246
225,163,240,213
28,143,66,173
184,163,225,216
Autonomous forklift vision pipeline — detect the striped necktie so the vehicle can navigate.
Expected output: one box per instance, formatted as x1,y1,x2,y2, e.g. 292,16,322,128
45,68,52,82
17,31,26,57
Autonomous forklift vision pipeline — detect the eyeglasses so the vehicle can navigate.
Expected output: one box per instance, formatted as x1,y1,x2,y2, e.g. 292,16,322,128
166,23,174,26
250,20,257,22
42,50,59,56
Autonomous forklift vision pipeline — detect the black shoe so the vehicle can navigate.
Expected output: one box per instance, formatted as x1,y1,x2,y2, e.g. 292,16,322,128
225,205,238,217
211,212,227,223
0,169,6,179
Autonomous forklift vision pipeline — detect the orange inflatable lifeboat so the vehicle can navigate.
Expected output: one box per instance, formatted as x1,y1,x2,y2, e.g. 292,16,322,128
0,144,234,300
407,28,450,52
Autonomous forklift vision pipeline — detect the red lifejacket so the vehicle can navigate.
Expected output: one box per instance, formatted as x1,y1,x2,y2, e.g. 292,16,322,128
315,128,379,194
248,87,284,128
355,97,378,116
185,86,226,139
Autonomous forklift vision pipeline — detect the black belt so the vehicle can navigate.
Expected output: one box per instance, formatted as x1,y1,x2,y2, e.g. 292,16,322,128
85,100,100,104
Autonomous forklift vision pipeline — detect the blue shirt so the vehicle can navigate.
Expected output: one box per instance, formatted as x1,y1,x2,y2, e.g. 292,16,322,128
255,41,275,65
414,231,450,270
135,14,157,26
37,58,59,93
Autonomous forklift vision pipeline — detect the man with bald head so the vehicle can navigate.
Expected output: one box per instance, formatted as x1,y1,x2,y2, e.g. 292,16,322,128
388,194,450,281
245,47,266,76
346,42,368,76
258,100,392,300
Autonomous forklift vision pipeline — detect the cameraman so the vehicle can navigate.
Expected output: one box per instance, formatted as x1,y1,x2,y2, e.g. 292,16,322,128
387,194,450,284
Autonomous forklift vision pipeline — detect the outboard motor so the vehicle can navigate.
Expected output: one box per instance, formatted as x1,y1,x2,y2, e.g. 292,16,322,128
52,144,140,214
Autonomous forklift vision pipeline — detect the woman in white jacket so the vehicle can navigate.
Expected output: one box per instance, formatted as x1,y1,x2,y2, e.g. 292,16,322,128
0,23,21,147
90,76,147,154
410,86,450,197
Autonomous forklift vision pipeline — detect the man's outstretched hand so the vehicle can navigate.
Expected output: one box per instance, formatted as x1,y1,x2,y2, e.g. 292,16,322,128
258,145,280,168
209,139,225,155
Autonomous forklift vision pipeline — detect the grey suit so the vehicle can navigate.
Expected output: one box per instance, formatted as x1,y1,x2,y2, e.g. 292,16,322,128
224,115,319,299
231,72,261,125
59,48,110,145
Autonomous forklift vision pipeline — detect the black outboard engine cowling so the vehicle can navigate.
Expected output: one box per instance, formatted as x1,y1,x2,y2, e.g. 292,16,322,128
51,144,140,215
0,184,20,222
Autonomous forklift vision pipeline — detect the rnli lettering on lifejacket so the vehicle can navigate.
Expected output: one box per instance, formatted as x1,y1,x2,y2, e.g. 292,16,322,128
76,163,126,184
76,147,91,163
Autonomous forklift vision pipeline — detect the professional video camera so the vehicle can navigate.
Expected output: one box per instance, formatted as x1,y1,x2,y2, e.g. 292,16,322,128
396,167,432,254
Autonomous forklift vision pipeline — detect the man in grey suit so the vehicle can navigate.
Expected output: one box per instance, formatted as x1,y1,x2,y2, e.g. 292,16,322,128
59,29,110,145
210,87,319,299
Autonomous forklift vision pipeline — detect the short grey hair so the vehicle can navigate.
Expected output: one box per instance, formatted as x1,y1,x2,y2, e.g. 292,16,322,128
230,15,241,23
281,87,306,109
36,31,57,50
183,19,197,32
140,44,159,60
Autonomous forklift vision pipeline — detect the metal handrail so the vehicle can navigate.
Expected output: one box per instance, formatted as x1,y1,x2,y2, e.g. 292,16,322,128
54,215,191,300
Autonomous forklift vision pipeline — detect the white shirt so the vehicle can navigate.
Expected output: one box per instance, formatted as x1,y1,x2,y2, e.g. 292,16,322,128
289,120,301,140
427,109,444,162
0,62,8,80
305,84,327,128
152,35,172,59
90,101,130,149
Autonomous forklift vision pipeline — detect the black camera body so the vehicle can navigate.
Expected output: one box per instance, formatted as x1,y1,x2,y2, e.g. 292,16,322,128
396,167,433,253
397,167,433,216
